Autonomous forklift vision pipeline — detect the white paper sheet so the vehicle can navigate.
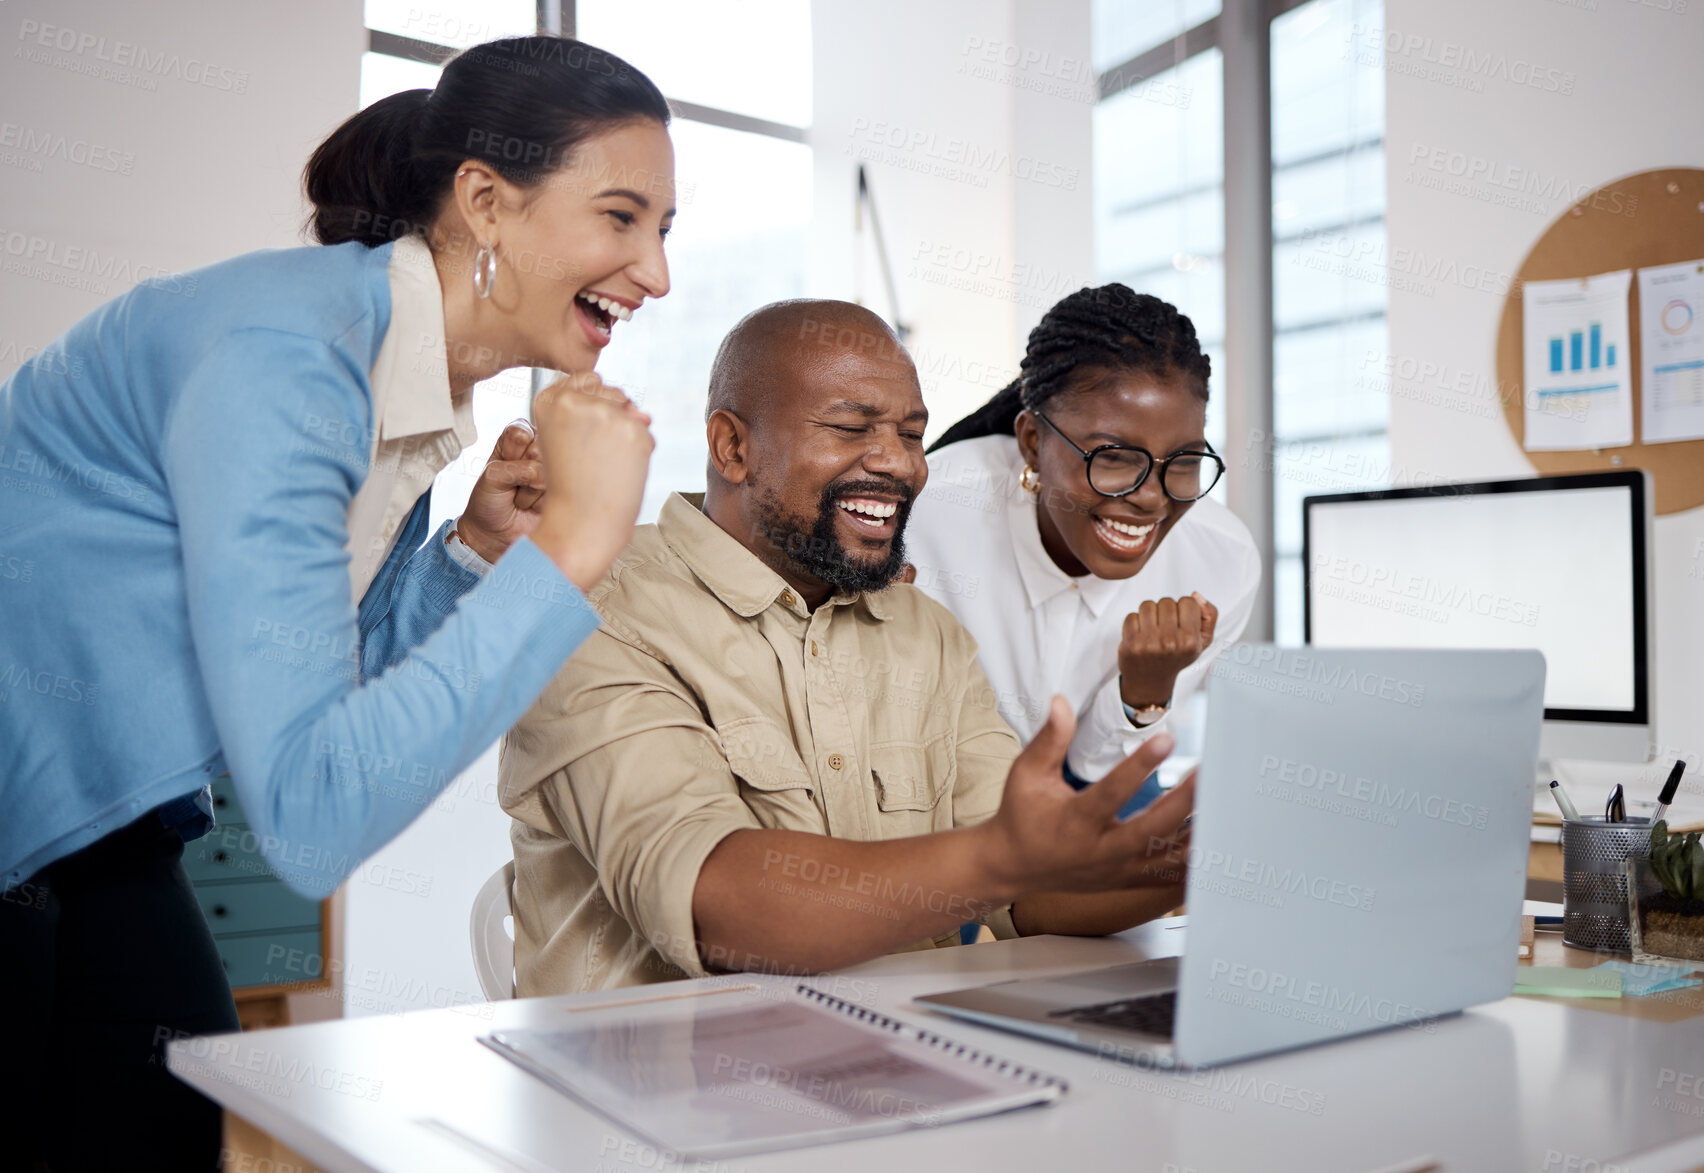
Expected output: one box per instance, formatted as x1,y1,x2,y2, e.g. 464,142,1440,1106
1637,259,1704,444
1521,270,1634,451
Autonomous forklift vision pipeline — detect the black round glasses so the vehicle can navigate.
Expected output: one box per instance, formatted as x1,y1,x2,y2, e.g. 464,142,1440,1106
1032,411,1225,502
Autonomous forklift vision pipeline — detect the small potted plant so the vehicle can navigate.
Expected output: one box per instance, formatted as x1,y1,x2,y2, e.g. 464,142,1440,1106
1629,821,1704,964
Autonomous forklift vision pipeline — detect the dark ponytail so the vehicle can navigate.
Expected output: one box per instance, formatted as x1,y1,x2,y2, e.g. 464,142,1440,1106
304,36,670,248
928,283,1211,452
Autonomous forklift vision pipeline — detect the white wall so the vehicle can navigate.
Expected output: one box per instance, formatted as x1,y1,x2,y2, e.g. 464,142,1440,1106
808,0,1094,439
0,0,361,379
1383,0,1704,805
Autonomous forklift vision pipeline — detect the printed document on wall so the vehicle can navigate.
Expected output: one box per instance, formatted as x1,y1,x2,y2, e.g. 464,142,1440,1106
1637,260,1704,444
1522,270,1633,451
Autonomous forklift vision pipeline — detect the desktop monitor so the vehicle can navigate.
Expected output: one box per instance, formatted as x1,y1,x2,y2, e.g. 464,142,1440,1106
1302,470,1653,763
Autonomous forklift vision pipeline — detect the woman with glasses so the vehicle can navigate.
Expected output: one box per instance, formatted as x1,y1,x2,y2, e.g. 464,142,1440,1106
907,284,1260,813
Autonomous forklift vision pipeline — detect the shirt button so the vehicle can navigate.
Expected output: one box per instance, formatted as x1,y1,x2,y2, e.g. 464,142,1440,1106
828,753,845,770
811,640,819,656
780,590,796,607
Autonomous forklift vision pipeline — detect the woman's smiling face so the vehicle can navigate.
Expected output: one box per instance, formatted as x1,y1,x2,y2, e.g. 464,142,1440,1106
1015,370,1209,581
458,119,676,376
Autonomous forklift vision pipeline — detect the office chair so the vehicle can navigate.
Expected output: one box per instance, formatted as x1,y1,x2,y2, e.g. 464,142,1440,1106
469,860,517,1001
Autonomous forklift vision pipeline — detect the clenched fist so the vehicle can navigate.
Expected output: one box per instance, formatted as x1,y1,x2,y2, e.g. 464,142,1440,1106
455,420,546,564
527,372,654,592
1118,591,1218,711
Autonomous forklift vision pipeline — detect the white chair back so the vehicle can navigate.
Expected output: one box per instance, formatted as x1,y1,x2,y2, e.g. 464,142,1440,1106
469,860,516,1001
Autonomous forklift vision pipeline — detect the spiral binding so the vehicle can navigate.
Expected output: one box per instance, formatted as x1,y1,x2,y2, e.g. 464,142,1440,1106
794,984,1069,1091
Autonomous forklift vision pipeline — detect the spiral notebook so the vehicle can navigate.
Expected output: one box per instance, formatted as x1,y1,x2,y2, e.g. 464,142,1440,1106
479,984,1066,1159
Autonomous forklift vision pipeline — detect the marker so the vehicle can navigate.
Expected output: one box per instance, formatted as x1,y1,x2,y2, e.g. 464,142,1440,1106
1652,759,1687,827
1549,779,1581,822
1606,783,1626,824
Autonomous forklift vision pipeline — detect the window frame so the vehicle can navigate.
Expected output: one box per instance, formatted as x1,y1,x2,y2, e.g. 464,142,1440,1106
1094,0,1386,643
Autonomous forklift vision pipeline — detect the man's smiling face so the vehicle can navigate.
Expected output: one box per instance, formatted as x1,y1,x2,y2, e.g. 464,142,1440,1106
745,344,929,596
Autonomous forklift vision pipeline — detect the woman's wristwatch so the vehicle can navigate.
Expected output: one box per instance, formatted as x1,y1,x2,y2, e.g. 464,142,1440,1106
1121,695,1171,728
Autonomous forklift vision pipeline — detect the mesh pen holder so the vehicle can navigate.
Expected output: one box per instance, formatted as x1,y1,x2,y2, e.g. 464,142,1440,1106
1562,816,1651,952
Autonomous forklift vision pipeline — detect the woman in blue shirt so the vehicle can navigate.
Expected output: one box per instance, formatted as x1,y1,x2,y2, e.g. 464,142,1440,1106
0,36,673,1170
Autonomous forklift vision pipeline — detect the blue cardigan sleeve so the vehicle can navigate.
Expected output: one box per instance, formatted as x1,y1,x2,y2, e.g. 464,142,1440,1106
162,328,598,898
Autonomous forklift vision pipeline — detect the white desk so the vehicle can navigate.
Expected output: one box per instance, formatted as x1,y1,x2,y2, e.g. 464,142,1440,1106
171,918,1704,1173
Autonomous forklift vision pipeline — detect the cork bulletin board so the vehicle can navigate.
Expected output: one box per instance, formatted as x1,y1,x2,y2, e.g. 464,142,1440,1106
1495,167,1704,516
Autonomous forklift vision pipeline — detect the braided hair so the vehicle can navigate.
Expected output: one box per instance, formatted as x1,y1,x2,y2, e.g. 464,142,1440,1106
928,284,1210,452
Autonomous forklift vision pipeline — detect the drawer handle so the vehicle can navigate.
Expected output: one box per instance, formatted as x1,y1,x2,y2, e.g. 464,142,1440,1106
212,904,228,918
213,796,228,809
213,852,229,864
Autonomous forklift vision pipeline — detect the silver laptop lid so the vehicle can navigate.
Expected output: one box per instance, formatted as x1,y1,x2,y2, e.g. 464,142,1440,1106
1174,646,1545,1067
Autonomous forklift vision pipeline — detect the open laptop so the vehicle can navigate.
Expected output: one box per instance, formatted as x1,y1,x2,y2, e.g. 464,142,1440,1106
916,646,1545,1070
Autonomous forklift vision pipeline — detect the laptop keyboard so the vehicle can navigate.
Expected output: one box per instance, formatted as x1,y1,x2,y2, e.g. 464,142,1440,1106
1048,989,1177,1038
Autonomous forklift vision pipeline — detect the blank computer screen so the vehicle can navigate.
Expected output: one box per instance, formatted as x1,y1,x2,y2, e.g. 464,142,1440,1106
1306,484,1635,713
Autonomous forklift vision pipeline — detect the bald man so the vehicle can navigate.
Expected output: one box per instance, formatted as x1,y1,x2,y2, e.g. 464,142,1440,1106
498,300,1196,993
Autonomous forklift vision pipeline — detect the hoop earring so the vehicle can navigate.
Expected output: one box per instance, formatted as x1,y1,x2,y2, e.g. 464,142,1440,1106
1020,465,1041,494
473,242,497,300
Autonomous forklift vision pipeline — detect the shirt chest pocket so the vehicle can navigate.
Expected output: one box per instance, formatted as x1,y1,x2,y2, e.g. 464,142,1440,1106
718,716,821,831
871,733,957,830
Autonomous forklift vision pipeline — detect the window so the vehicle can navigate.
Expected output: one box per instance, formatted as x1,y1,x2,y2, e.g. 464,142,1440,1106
358,1,814,524
1092,47,1227,456
588,119,811,519
1270,0,1385,646
1091,0,1387,645
577,0,811,127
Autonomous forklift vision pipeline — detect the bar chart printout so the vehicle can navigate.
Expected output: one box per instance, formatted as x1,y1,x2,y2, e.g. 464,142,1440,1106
1637,259,1704,444
1522,269,1633,451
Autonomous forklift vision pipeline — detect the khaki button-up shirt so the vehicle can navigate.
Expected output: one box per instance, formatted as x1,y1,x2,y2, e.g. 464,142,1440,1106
499,493,1024,994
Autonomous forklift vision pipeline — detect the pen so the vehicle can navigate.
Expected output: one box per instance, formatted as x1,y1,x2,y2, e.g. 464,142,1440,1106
1549,779,1581,822
1652,759,1687,827
1606,783,1626,824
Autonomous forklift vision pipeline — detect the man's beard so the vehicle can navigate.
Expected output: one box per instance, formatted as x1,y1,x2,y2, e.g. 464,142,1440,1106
752,478,913,595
